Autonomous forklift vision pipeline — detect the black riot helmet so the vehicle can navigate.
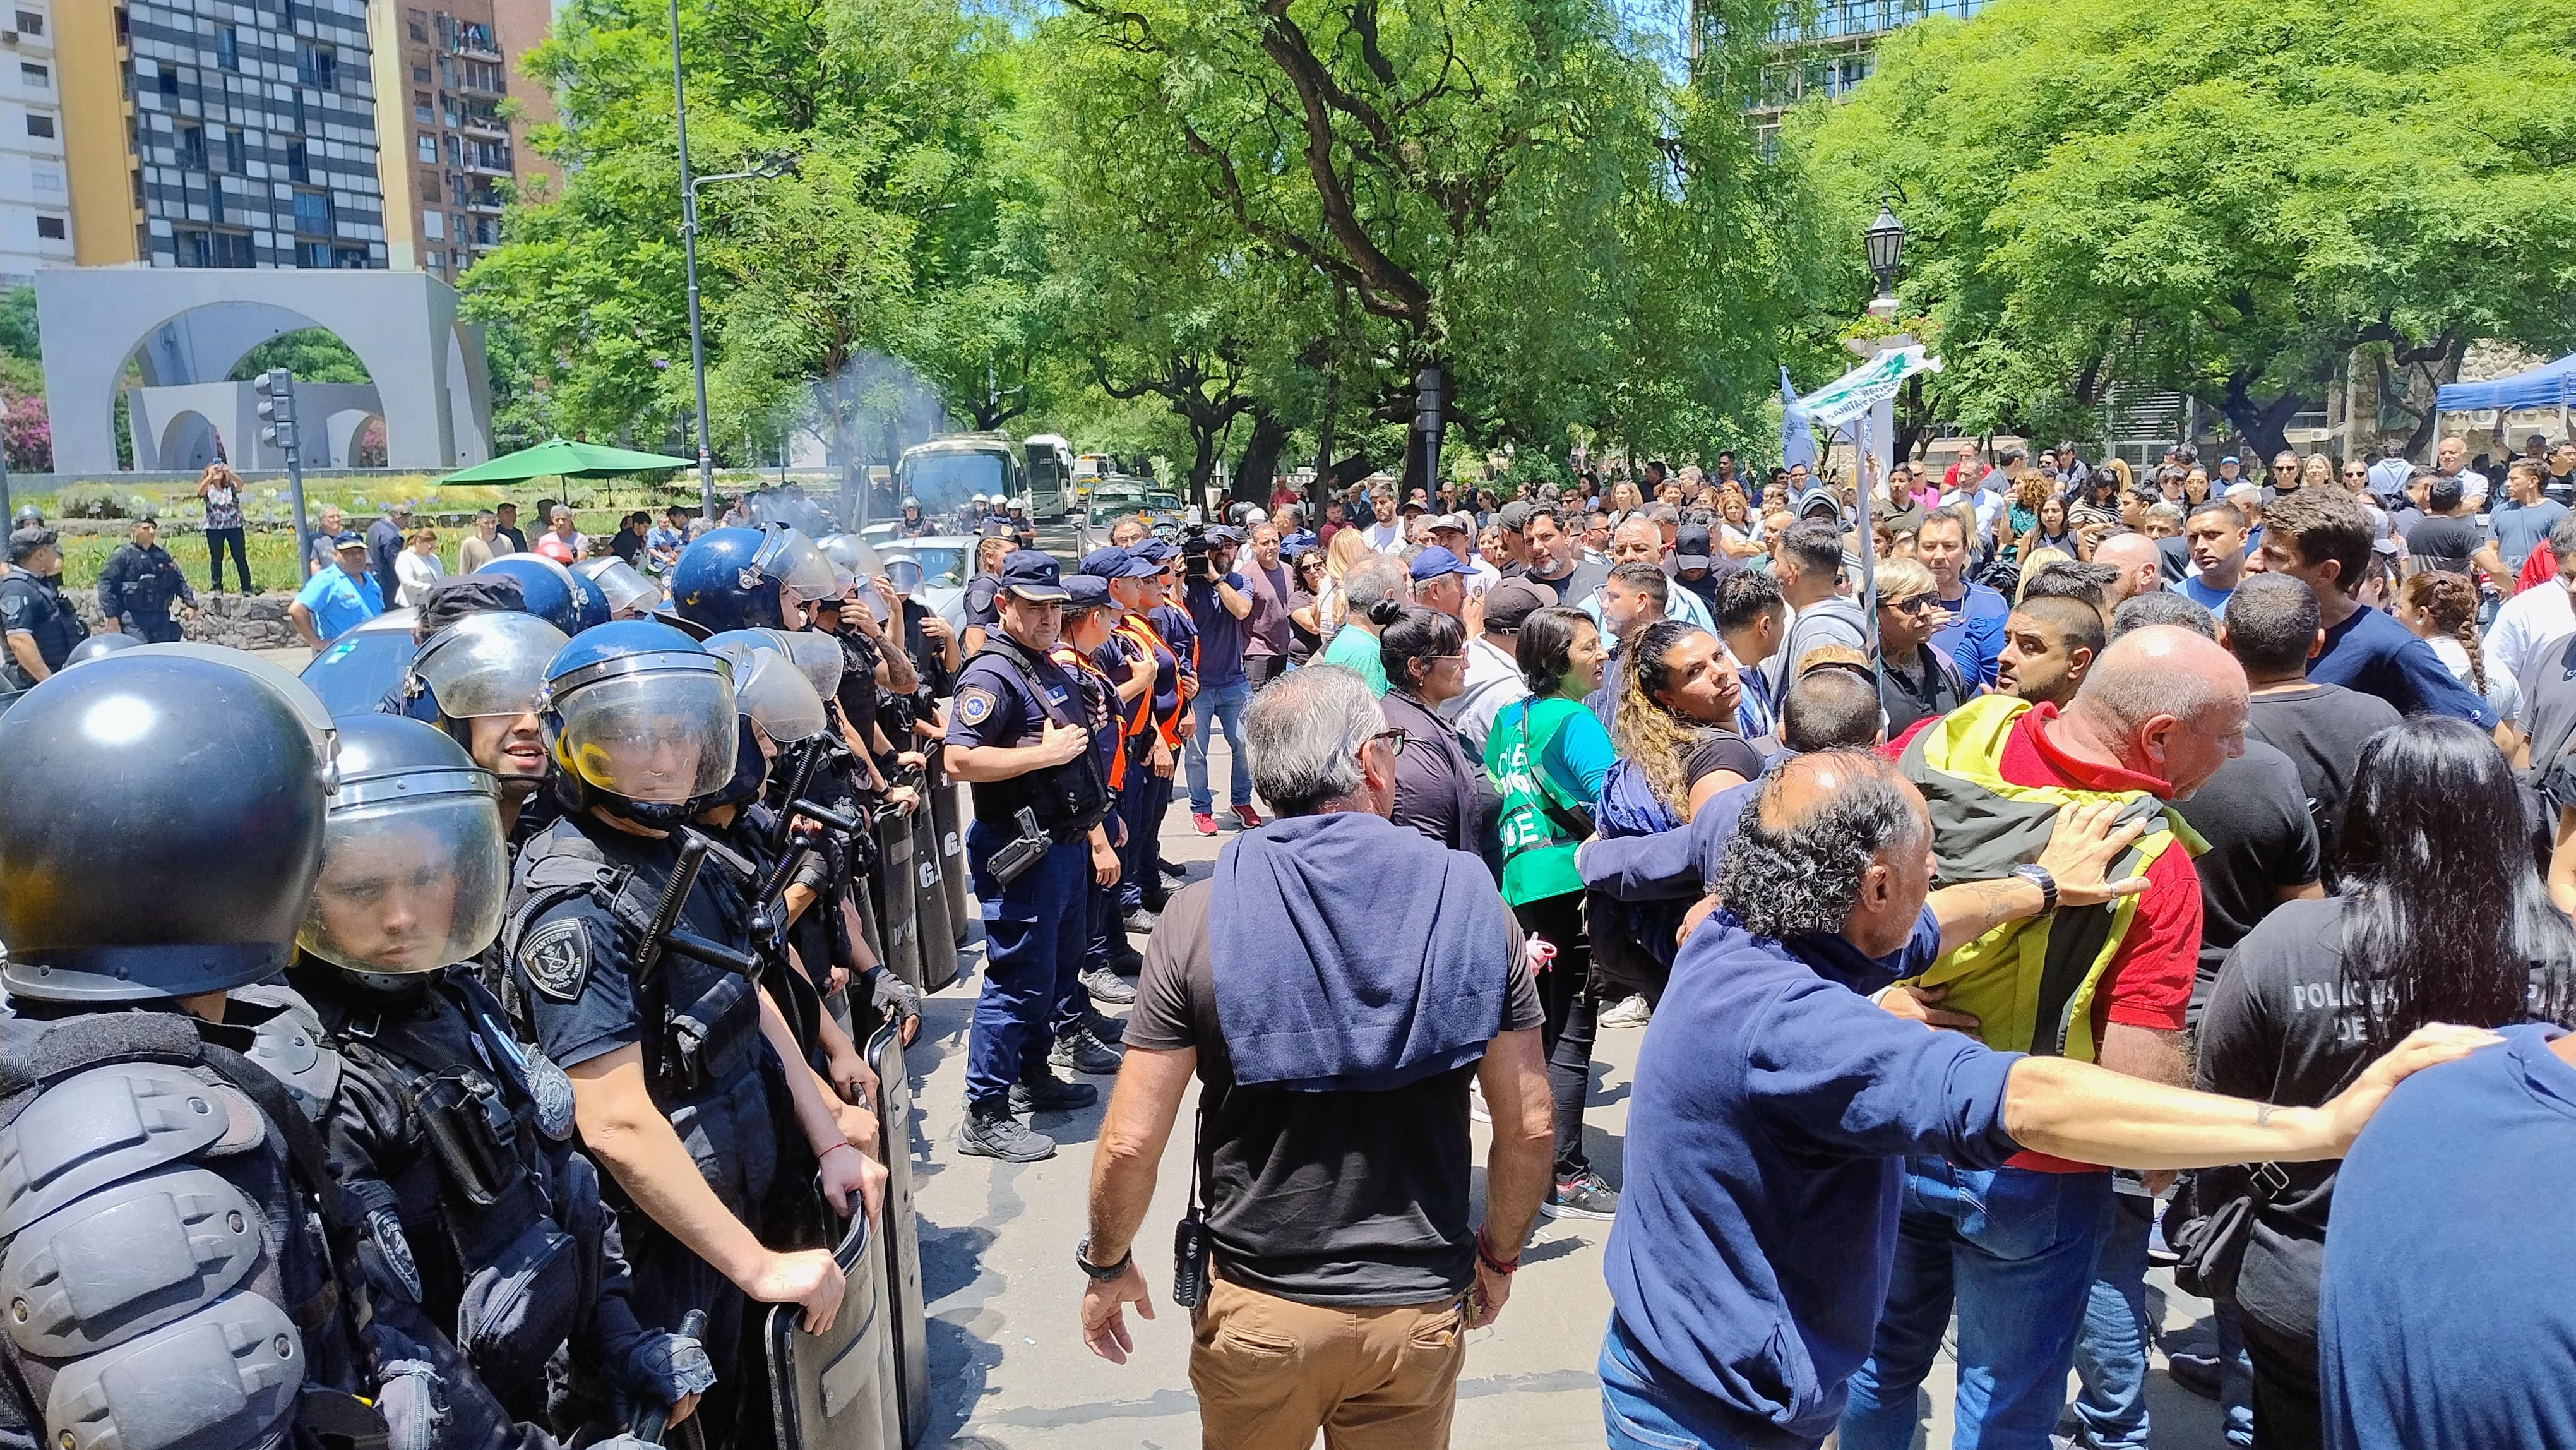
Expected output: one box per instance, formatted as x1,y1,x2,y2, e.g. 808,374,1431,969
64,632,147,667
297,715,508,993
1,649,337,1002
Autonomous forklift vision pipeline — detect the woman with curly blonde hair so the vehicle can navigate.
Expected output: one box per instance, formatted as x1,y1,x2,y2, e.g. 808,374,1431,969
1592,618,1764,1013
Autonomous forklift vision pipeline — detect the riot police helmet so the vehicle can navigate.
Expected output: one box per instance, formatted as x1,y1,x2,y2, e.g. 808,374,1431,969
1,650,335,1002
705,635,832,747
817,532,884,590
473,553,586,635
703,625,844,703
575,555,664,618
667,525,838,633
64,631,148,666
540,618,737,828
567,563,613,632
410,609,571,733
297,714,507,987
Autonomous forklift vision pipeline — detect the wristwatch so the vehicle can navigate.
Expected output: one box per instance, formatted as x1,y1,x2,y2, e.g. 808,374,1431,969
1075,1237,1132,1281
2011,862,2058,916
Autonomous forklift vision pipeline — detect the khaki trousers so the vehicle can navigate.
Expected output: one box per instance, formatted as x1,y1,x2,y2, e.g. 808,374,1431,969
1190,1276,1471,1450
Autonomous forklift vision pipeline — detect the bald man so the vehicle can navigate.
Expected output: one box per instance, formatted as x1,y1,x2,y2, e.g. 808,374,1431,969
1582,514,1713,632
1603,748,2488,1450
1847,626,2248,1449
2091,530,2164,607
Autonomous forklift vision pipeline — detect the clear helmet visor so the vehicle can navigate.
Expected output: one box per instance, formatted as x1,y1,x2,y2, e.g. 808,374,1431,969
575,557,664,616
751,527,839,608
881,554,924,596
298,792,508,974
818,533,884,585
709,647,830,746
551,669,737,803
414,612,573,719
706,627,843,701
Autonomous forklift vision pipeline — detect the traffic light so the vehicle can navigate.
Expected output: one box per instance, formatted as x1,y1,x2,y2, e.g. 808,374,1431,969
254,368,298,453
1414,368,1444,436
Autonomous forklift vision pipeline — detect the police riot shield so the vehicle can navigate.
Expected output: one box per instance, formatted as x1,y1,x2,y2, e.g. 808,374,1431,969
908,794,958,994
866,1022,928,1449
929,773,969,947
765,1211,900,1450
871,805,921,991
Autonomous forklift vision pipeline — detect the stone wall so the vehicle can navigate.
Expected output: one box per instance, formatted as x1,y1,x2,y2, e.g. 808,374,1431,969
71,590,305,652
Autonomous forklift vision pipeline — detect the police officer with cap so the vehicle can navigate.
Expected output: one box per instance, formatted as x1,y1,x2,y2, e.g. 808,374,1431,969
0,647,400,1450
286,714,717,1442
943,550,1111,1161
96,512,200,643
1047,572,1136,1065
1,525,83,686
502,620,874,1447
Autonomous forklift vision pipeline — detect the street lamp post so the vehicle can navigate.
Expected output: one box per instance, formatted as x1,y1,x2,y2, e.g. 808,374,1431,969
1865,198,1906,320
669,0,794,520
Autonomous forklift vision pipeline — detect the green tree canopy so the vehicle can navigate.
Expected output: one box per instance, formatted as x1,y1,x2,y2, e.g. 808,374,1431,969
1792,0,2576,460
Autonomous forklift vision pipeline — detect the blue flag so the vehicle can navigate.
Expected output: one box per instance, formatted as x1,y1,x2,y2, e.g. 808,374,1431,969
1779,365,1818,470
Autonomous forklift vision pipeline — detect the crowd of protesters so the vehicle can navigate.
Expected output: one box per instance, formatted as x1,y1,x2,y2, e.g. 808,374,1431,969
1067,434,2576,1450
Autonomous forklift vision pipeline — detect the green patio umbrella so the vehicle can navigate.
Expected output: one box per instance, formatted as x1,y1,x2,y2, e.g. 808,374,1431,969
439,438,694,484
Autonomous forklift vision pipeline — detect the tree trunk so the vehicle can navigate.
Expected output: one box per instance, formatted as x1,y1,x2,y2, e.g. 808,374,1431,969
1236,409,1291,507
1186,412,1223,503
2210,376,2311,472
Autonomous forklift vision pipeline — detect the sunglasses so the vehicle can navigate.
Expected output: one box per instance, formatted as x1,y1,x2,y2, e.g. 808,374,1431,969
1887,594,1943,615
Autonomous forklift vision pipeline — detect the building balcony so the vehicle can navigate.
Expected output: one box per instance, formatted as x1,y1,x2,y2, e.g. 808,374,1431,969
462,116,506,140
463,155,511,177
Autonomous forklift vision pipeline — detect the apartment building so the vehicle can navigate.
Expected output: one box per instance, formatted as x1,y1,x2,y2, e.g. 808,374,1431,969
1,0,74,285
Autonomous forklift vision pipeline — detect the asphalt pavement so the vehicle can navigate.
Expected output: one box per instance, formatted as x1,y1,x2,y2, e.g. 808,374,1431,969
901,722,2240,1449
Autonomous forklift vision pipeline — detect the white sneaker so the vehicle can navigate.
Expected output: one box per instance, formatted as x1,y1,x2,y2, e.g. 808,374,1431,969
1599,995,1652,1029
1469,1081,1491,1124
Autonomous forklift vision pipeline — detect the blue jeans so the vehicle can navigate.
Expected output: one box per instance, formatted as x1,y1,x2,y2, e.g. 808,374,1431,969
1184,676,1253,813
2070,1189,2156,1447
1839,1160,2115,1450
963,828,1087,1108
1599,1317,1751,1450
2215,1302,2253,1447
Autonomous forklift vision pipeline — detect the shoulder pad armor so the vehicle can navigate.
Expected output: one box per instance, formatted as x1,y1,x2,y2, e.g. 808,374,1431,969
0,1065,260,1238
230,986,342,1123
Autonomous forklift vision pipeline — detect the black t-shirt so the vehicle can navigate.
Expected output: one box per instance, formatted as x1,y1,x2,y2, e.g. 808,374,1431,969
1878,644,1969,735
1123,878,1541,1306
1686,731,1765,793
2198,895,2576,1345
2245,683,2403,885
610,529,645,565
2171,740,2319,1022
2402,512,2488,575
2157,534,2192,585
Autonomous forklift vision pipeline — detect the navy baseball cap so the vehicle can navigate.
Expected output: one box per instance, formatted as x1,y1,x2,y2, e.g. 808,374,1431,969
1408,545,1472,581
2220,455,2241,465
1080,546,1156,579
334,532,368,551
1062,575,1112,611
998,550,1069,602
1132,538,1179,565
1674,524,1714,571
1209,525,1244,544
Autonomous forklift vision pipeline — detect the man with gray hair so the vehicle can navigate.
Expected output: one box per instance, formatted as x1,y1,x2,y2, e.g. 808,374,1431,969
1079,664,1554,1446
1314,554,1411,693
1602,749,2494,1449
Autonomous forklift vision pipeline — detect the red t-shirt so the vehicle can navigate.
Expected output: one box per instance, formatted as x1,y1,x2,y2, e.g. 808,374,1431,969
1892,704,2202,1170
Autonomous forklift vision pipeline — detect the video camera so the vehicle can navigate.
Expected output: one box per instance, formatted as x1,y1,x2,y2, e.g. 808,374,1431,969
1178,524,1217,584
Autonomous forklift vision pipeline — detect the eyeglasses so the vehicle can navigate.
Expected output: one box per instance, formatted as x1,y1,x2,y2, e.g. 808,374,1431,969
1364,727,1409,754
1887,594,1943,615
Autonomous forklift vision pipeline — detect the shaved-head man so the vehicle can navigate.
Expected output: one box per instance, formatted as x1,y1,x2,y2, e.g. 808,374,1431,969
2090,532,2164,608
1585,513,1714,633
1996,596,2105,708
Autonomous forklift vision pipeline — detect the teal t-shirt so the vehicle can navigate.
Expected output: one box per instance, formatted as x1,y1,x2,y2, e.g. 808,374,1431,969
1318,623,1391,695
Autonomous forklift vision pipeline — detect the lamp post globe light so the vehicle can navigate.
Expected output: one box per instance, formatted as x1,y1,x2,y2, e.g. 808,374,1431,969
1866,199,1905,320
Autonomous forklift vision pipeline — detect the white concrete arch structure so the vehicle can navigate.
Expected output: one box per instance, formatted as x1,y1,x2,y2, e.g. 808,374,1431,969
35,266,492,473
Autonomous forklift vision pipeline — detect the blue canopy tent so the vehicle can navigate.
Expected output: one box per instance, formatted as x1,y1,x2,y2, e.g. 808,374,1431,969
2435,352,2576,414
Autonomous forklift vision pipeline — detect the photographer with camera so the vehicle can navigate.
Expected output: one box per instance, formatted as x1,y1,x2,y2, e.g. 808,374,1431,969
1183,525,1262,836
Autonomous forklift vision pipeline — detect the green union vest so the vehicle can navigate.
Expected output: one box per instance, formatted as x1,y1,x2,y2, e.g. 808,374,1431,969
1895,695,2205,1063
1484,695,1590,907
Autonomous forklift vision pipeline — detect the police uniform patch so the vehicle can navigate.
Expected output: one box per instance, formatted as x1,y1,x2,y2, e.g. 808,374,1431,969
520,916,590,1002
958,686,998,726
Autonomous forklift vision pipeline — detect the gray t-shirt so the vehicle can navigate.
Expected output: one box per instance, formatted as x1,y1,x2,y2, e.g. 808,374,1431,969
1124,878,1539,1305
2490,498,2568,575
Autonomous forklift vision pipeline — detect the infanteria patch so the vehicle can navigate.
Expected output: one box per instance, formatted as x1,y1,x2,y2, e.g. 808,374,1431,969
958,687,998,726
521,916,590,1002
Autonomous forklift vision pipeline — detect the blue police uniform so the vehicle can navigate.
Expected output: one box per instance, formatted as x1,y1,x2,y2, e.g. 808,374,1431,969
946,639,1092,1113
1141,595,1197,906
503,814,787,1447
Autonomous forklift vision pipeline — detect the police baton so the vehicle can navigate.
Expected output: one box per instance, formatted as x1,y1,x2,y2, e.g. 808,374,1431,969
631,1308,708,1446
